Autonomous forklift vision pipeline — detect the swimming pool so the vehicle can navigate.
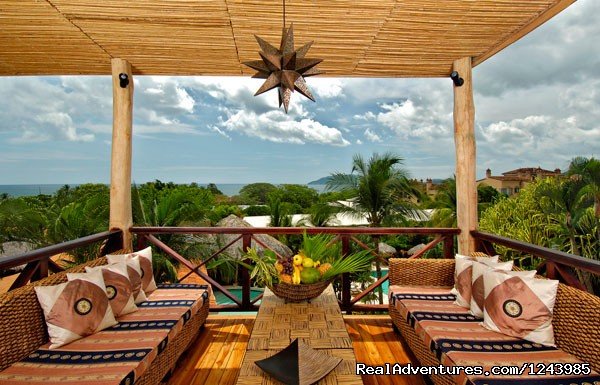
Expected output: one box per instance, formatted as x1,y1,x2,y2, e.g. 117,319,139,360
370,268,390,294
214,287,263,305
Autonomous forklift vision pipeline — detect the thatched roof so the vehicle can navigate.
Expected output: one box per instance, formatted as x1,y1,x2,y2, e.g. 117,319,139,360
0,0,574,77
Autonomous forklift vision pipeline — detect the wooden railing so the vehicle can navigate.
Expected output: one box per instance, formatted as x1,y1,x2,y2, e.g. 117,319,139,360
472,230,600,292
130,226,460,312
0,229,123,291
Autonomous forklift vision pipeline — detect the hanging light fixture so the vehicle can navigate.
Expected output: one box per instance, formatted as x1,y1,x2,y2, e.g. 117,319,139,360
243,0,324,113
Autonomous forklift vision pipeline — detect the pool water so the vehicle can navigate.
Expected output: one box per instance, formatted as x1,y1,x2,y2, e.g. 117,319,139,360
370,269,390,294
214,287,263,305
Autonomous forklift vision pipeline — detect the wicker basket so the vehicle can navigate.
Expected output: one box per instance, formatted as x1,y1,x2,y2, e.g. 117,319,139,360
270,280,331,303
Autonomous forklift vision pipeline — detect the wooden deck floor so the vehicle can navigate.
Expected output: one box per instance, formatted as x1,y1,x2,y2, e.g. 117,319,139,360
168,315,425,385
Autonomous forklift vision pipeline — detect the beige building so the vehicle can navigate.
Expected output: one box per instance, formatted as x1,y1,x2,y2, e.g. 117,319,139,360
477,167,562,196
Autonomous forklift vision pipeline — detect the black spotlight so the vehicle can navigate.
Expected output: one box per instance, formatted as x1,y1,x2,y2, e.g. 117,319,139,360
450,71,464,87
119,73,129,88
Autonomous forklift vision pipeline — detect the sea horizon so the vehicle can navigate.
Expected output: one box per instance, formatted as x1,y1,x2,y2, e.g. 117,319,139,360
0,183,328,198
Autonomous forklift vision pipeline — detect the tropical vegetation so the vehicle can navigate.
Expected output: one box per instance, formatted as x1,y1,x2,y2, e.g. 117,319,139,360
1,154,598,297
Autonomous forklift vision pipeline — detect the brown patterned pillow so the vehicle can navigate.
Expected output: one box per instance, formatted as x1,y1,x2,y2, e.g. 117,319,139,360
107,247,157,294
451,254,499,308
34,269,118,349
482,269,558,346
106,254,148,304
85,261,138,317
470,260,513,317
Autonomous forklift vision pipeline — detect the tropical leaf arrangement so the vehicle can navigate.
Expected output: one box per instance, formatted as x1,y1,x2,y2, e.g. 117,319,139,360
244,232,373,288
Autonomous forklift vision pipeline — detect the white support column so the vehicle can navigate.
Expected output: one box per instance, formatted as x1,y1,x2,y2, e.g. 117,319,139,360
453,57,477,255
109,58,134,250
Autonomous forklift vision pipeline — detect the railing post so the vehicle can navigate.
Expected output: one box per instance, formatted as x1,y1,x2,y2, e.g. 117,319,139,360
241,234,252,310
136,233,148,251
443,235,454,259
546,261,557,279
341,235,351,313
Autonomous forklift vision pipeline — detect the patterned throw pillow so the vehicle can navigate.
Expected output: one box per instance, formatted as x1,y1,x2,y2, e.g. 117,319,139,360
85,262,138,317
106,254,148,304
470,260,514,317
107,247,157,294
482,269,559,346
34,269,118,349
451,254,499,308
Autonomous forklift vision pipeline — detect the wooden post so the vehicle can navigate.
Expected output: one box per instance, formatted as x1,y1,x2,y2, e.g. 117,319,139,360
453,57,477,256
109,58,134,250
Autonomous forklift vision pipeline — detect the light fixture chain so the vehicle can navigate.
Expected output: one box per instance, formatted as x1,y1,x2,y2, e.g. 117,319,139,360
283,0,286,28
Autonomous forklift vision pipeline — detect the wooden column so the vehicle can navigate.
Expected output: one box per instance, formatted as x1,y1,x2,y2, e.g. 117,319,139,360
109,58,134,250
453,57,477,255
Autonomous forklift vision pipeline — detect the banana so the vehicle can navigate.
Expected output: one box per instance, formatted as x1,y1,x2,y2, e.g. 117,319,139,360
292,266,301,285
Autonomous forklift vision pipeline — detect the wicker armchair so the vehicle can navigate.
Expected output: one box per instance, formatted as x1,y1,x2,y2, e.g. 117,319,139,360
388,258,600,385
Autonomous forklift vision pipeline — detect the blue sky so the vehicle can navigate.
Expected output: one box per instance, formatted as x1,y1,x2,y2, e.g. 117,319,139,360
0,0,598,185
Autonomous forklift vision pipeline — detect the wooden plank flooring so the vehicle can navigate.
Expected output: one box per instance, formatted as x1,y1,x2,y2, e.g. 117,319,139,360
168,315,425,385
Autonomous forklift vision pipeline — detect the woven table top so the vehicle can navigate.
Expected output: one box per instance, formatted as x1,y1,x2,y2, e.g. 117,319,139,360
247,285,354,351
237,285,362,384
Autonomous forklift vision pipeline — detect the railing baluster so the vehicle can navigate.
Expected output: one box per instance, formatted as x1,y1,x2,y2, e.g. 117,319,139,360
341,235,351,312
241,234,252,310
546,261,557,279
443,235,454,259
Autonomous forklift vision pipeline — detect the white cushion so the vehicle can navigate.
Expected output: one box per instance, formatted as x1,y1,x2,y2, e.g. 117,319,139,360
470,260,513,317
35,269,118,349
85,262,138,317
481,269,558,346
451,254,499,309
106,254,148,304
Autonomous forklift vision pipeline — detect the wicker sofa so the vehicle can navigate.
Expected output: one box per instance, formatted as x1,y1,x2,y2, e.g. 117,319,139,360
389,258,600,385
0,256,210,385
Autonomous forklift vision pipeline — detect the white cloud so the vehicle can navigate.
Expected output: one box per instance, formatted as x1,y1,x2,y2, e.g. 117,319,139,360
309,78,344,99
364,128,382,142
215,109,350,146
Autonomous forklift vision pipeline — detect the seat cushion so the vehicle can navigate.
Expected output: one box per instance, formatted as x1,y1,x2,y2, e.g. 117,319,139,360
0,284,209,385
389,285,600,385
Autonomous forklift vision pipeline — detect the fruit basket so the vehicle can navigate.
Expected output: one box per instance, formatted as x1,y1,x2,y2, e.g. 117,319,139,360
270,280,331,303
245,233,373,303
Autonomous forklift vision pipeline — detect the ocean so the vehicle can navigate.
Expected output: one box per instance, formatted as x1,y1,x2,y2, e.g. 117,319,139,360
0,183,328,198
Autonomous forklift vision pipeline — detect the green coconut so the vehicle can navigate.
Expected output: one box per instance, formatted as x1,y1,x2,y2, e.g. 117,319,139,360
300,267,321,284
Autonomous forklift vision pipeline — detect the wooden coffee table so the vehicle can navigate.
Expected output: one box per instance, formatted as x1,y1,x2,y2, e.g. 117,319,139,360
236,285,362,384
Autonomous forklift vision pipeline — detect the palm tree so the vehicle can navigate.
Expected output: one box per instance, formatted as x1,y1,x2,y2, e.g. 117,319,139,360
568,156,600,219
132,184,213,282
429,177,458,227
536,177,588,256
327,152,417,226
327,152,418,303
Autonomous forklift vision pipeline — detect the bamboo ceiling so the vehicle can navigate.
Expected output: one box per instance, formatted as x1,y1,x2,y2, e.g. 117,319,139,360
0,0,574,77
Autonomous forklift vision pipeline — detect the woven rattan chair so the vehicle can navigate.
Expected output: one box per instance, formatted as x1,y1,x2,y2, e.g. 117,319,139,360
388,257,600,385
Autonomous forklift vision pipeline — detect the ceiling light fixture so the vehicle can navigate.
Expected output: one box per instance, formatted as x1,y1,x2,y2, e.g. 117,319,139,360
243,0,324,113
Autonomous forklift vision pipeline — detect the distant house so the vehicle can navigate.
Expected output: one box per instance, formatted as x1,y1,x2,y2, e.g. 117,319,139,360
477,167,562,196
